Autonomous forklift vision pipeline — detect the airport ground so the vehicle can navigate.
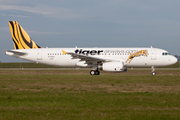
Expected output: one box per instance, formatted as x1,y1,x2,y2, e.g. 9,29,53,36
0,63,180,119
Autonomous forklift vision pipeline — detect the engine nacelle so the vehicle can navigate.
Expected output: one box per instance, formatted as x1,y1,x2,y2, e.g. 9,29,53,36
99,62,127,72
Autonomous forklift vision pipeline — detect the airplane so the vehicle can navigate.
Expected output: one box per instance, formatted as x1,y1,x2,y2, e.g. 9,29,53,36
5,21,177,75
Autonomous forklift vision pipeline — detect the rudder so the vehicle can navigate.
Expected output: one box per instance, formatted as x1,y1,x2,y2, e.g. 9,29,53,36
8,21,41,49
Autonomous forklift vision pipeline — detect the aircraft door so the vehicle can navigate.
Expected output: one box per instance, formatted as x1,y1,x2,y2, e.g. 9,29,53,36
151,49,156,60
37,49,42,60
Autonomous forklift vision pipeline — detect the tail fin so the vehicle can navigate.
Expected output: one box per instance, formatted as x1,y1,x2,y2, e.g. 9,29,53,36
8,21,41,49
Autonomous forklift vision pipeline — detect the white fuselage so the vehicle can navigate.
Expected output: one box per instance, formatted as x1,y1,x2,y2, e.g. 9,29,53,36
6,47,177,67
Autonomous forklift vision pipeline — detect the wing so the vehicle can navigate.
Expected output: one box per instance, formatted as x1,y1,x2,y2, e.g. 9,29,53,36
62,50,118,65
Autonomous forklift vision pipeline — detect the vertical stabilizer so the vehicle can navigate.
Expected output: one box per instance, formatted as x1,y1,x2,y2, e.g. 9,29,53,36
8,21,41,49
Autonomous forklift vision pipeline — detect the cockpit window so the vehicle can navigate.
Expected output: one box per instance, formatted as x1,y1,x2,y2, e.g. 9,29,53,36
162,52,171,55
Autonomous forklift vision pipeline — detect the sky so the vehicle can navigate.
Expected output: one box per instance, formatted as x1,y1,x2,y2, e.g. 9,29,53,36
0,0,180,62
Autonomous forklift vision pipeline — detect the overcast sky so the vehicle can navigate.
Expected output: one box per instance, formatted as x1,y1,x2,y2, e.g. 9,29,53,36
0,0,180,62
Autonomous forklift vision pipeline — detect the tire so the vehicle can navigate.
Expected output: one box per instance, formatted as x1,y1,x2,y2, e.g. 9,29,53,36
96,70,100,75
90,70,95,75
90,70,100,75
152,72,156,76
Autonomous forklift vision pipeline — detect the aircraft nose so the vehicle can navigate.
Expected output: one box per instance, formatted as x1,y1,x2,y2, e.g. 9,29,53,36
170,56,178,64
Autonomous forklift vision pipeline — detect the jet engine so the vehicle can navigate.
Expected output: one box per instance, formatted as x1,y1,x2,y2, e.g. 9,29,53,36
98,62,127,72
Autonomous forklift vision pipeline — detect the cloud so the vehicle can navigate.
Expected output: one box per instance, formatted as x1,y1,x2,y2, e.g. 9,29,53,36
0,4,82,20
0,4,52,15
0,0,22,4
0,27,9,32
1,14,31,18
26,30,73,35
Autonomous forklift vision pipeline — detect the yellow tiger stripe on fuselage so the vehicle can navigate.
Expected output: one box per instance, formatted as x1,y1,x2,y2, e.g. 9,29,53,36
8,21,41,49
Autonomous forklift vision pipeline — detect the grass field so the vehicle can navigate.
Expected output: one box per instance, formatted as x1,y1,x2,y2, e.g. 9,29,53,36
0,69,180,120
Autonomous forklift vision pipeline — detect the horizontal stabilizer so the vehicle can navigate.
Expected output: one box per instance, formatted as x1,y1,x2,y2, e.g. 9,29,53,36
5,50,27,57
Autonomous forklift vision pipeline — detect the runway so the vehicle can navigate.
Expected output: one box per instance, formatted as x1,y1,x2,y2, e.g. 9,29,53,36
0,68,179,70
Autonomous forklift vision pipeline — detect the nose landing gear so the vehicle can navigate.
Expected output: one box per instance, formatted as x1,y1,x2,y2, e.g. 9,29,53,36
151,66,156,76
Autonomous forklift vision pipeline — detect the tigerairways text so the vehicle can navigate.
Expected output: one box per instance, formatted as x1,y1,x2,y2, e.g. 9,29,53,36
75,49,103,55
74,49,140,55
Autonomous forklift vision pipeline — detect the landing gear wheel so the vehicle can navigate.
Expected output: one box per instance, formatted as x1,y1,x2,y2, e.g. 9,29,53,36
95,70,100,75
151,66,156,76
90,70,95,75
152,72,156,76
90,70,100,75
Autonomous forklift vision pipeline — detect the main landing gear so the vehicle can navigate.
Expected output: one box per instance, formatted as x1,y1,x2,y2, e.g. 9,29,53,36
90,66,157,76
151,66,156,76
90,70,100,75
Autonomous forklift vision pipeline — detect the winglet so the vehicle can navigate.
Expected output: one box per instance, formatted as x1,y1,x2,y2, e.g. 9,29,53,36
62,50,67,55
